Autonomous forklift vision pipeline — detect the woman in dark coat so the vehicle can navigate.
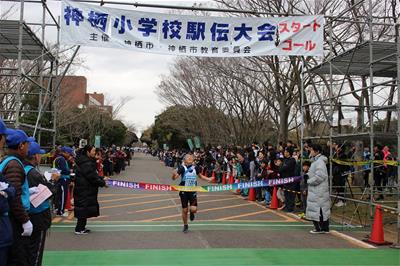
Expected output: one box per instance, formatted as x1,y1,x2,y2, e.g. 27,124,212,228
74,145,106,235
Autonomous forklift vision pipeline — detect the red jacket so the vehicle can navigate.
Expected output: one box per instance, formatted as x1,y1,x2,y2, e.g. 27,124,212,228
96,159,104,177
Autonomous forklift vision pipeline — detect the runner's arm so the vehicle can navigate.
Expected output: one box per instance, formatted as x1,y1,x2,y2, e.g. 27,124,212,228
198,174,213,183
171,170,179,180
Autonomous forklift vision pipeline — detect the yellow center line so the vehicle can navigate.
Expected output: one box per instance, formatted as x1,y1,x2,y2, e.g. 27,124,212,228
67,211,74,220
131,197,237,214
91,215,110,220
236,196,298,222
101,198,177,210
99,194,171,203
52,217,62,223
216,209,272,221
222,219,292,222
142,203,254,222
268,210,297,222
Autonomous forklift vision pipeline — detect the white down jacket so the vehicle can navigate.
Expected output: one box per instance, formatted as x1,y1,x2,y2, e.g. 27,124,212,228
306,154,330,221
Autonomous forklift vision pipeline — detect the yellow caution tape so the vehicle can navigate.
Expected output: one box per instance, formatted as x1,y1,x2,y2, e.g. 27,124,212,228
331,159,399,167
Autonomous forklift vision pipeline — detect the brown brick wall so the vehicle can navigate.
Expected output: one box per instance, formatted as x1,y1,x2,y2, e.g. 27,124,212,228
58,76,112,114
87,92,105,106
60,76,87,108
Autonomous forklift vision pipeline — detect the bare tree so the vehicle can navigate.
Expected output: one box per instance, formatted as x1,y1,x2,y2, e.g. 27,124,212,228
104,94,133,120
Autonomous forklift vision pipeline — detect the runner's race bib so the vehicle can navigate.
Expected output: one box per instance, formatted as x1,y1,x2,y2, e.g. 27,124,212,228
184,176,197,187
183,166,197,187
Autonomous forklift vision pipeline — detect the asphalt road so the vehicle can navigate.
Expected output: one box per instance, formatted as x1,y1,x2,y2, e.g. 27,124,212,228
43,153,399,266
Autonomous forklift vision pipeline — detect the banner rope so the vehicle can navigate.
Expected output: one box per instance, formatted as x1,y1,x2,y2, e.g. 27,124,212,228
106,176,302,193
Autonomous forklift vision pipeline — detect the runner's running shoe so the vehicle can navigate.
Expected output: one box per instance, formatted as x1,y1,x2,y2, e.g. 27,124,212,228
309,229,326,234
183,224,189,233
75,229,90,235
190,212,195,221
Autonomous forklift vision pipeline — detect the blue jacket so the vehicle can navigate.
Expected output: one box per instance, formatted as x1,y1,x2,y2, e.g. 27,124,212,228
0,174,16,248
54,156,70,179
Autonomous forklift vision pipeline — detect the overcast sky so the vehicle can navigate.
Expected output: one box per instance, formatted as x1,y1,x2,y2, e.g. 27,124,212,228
1,0,213,134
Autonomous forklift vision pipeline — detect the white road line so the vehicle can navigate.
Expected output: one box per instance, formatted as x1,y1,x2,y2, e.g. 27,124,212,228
52,223,351,228
330,230,376,249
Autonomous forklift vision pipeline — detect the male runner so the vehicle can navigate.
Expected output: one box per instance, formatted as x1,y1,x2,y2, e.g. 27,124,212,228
172,154,212,233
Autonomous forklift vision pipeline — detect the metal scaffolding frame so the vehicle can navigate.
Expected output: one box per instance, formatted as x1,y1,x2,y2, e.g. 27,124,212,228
300,0,399,247
0,0,79,147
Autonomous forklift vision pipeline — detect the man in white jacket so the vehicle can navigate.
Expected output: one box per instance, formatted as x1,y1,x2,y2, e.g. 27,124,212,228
306,144,330,234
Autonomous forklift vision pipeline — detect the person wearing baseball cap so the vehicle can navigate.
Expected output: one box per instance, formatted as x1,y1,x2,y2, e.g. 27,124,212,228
24,142,60,265
0,121,17,266
53,146,74,217
60,146,74,157
1,129,34,265
0,119,13,150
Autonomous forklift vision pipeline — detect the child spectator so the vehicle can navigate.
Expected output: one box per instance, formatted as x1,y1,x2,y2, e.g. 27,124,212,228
299,161,311,218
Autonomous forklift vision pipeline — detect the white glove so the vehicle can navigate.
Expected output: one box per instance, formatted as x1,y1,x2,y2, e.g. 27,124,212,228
21,221,33,236
0,182,9,191
29,187,39,195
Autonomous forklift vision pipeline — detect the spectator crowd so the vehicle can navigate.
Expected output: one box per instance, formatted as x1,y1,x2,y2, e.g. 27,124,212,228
0,119,134,265
152,139,398,230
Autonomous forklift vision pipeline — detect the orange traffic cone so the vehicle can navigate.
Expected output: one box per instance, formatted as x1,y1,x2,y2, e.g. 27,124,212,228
65,188,73,211
211,171,216,183
248,187,256,201
364,205,392,245
222,172,227,185
270,186,279,209
229,174,234,184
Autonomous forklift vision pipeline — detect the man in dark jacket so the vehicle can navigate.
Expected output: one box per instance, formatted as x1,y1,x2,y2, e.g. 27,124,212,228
24,141,60,266
236,151,250,196
279,147,297,212
2,129,34,266
73,145,106,235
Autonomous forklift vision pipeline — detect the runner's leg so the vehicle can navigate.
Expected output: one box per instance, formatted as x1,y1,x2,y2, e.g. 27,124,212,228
189,193,198,221
182,208,188,225
179,192,189,232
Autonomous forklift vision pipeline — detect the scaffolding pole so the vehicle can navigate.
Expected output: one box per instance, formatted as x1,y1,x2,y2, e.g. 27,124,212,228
396,19,400,248
15,0,25,128
328,18,334,197
0,0,76,145
368,0,375,221
36,0,46,144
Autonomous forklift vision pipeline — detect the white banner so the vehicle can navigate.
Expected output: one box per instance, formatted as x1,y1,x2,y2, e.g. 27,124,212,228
61,0,325,57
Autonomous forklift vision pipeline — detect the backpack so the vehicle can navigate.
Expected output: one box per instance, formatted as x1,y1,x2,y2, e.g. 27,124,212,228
0,156,30,212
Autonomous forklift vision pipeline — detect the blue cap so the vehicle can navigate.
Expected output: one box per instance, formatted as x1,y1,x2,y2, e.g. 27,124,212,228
0,119,13,135
61,146,74,155
28,142,45,156
6,129,35,147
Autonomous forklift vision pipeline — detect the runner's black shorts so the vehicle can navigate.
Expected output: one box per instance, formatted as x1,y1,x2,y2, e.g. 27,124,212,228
179,191,198,209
